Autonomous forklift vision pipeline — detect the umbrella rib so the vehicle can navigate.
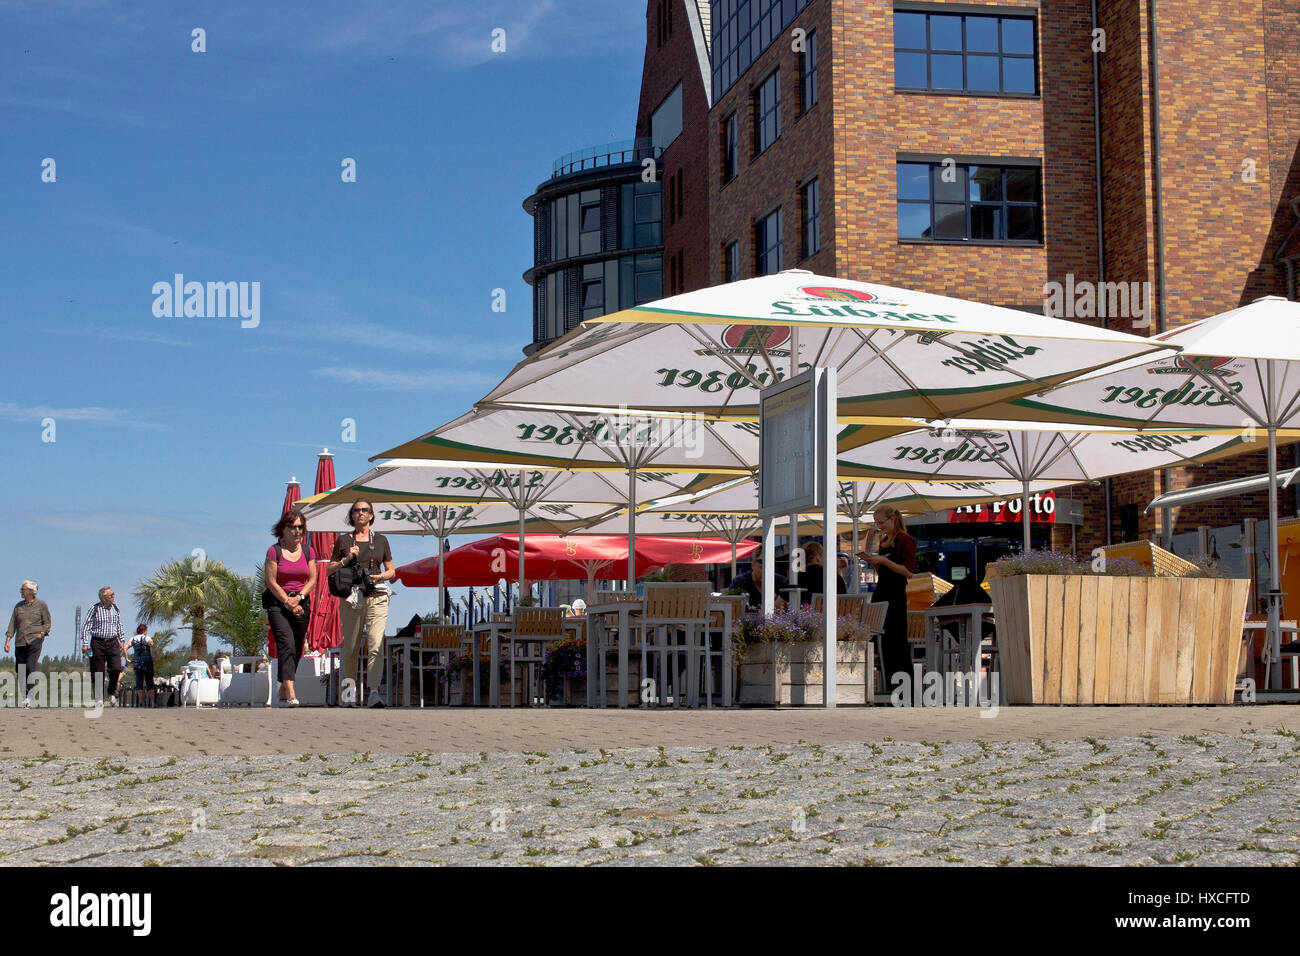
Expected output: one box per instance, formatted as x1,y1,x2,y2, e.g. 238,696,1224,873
679,324,771,385
864,334,948,420
836,327,903,383
928,333,1044,391
703,420,757,473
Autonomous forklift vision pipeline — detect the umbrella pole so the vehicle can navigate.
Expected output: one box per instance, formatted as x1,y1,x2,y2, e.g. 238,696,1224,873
627,468,637,591
850,482,860,595
1021,433,1032,553
438,534,446,625
1267,360,1283,689
518,473,527,595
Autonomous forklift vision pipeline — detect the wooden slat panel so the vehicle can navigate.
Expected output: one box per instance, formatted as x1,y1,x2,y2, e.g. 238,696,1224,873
991,579,1025,704
1076,576,1098,704
1026,576,1048,704
1093,576,1113,705
1155,580,1179,703
1208,578,1239,704
1060,576,1082,705
1126,578,1149,703
1174,579,1198,703
1043,577,1065,705
1191,576,1217,702
1141,578,1163,703
1223,579,1251,704
1106,578,1127,704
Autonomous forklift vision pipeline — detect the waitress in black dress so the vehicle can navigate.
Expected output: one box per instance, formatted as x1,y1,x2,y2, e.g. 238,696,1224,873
860,505,917,689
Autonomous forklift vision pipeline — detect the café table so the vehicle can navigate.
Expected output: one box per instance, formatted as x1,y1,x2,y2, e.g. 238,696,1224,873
586,598,738,709
384,635,421,707
469,612,585,707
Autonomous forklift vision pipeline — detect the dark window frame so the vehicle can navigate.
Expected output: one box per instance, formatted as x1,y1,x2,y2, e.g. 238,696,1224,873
752,68,781,158
896,160,1043,245
800,177,820,259
799,29,819,114
721,111,739,185
893,10,1038,96
755,207,783,276
724,240,740,283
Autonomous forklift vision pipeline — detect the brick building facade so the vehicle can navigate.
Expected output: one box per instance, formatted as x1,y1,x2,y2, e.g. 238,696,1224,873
633,0,1300,564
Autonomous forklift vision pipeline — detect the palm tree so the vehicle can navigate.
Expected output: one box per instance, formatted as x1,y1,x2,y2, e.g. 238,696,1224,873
135,557,237,659
207,567,269,657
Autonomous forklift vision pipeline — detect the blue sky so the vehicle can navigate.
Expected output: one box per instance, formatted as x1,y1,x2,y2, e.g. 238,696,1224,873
2,0,648,651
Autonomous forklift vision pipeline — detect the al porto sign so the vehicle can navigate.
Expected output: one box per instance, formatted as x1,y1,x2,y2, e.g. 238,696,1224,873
949,492,1056,524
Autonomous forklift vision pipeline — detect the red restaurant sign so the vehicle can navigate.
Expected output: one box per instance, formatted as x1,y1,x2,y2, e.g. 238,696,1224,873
948,492,1056,524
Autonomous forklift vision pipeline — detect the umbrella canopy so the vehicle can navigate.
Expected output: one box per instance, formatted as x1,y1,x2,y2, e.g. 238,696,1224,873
971,296,1300,687
397,533,758,603
306,449,340,652
475,271,1177,424
296,494,616,536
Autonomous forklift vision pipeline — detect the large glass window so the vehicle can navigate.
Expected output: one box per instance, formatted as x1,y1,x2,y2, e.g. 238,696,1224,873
651,83,683,151
724,240,739,282
801,178,820,258
897,161,1042,243
579,189,601,256
800,30,818,113
894,10,1037,95
620,181,662,249
755,208,782,275
753,69,781,156
712,0,814,100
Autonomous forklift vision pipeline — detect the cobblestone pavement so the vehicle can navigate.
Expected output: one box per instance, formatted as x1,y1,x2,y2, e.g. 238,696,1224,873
0,709,1295,865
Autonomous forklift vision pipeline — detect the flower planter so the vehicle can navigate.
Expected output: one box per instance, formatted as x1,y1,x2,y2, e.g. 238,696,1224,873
450,667,524,707
989,575,1250,705
738,641,869,705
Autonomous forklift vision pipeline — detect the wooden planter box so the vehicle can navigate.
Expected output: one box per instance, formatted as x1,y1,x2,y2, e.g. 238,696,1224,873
989,575,1249,705
738,641,869,705
450,667,524,707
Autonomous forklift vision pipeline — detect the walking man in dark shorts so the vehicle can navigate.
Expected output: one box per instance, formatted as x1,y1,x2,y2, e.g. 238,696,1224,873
81,586,127,706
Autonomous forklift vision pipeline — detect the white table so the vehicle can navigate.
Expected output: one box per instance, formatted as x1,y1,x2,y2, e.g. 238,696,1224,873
229,655,273,707
384,636,420,707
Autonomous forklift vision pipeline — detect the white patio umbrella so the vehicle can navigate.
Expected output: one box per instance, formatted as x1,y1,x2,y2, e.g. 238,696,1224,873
373,405,905,586
969,295,1300,686
315,456,725,599
836,419,1258,551
475,271,1177,427
296,491,617,622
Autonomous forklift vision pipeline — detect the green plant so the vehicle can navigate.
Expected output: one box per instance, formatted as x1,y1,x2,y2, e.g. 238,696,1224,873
207,568,269,656
731,609,870,657
540,637,586,697
135,556,240,658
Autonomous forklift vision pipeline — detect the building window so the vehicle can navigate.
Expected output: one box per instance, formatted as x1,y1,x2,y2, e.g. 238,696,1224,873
656,2,666,49
579,190,601,255
711,0,814,100
755,208,782,275
721,112,739,184
897,162,1042,244
894,11,1037,95
724,240,739,283
800,30,818,113
620,180,662,249
753,70,781,156
801,178,820,259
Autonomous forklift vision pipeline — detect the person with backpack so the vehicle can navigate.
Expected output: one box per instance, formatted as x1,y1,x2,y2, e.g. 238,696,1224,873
129,624,155,692
81,586,127,706
328,499,395,707
263,509,316,707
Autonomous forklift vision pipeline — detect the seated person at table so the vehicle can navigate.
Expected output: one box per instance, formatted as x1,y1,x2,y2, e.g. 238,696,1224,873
789,541,848,603
730,553,788,612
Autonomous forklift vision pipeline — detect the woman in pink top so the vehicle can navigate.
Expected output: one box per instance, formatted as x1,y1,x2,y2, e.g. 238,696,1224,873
263,509,317,706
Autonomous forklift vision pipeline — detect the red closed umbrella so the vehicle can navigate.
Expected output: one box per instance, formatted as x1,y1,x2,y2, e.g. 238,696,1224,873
305,449,341,652
397,534,758,603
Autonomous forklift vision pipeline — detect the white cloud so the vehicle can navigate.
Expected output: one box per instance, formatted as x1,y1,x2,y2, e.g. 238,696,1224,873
0,403,164,430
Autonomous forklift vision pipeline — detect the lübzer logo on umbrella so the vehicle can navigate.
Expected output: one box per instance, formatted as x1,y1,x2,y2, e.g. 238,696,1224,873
799,286,878,302
1149,355,1238,376
697,324,794,357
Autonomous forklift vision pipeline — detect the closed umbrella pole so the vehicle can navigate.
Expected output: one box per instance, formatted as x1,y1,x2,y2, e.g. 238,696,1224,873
1268,361,1283,688
628,467,637,590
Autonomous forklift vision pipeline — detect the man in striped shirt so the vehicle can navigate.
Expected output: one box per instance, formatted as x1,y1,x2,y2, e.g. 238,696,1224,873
81,586,127,705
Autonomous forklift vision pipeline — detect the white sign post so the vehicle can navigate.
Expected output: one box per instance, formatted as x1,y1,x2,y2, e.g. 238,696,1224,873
760,367,838,707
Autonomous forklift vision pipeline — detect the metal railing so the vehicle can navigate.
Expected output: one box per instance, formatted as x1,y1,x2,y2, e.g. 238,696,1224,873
551,140,661,179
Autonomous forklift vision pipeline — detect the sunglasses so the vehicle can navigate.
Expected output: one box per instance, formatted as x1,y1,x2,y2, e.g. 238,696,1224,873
350,508,373,514
287,526,306,532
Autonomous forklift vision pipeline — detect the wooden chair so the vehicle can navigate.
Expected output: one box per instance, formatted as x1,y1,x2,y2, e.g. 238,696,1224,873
634,582,711,708
414,625,465,707
508,607,567,707
811,593,871,626
704,594,744,707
